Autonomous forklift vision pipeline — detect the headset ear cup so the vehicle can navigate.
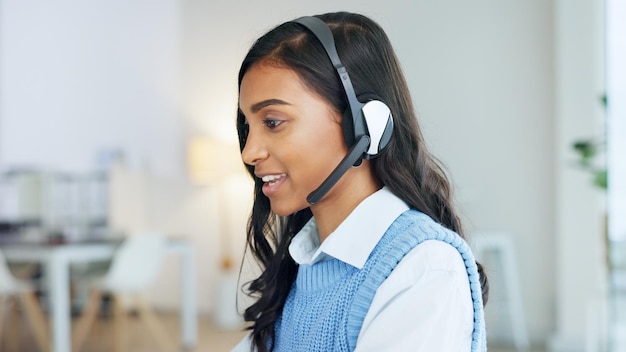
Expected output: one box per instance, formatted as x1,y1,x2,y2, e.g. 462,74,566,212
378,117,393,152
357,93,381,103
358,94,393,158
341,93,393,158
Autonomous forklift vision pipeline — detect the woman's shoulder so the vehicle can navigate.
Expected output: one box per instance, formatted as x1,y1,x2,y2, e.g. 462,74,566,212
390,209,463,244
385,209,470,275
401,240,468,273
396,208,449,228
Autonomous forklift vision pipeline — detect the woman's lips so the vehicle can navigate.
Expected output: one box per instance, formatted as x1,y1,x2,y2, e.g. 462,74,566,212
261,173,287,196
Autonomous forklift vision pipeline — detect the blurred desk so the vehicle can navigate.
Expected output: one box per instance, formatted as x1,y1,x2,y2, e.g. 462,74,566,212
2,238,197,352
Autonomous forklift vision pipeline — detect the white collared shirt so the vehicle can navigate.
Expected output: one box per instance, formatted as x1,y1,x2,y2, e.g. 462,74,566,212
232,187,473,351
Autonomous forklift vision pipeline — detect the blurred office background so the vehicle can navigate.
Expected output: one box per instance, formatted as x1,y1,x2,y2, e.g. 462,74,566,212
0,0,624,351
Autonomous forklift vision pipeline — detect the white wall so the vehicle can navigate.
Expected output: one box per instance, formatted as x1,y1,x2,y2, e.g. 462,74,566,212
0,0,608,348
0,0,183,176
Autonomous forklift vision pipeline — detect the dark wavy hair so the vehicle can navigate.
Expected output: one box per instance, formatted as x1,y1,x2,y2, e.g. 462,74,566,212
236,11,489,352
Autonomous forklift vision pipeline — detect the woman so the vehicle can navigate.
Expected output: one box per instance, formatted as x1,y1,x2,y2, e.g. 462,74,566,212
234,12,488,352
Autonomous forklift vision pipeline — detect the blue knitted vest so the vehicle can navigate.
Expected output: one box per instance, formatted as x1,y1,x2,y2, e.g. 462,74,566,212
273,210,487,352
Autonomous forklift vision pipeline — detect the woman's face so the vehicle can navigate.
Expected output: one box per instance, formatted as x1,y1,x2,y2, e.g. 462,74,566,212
239,62,347,216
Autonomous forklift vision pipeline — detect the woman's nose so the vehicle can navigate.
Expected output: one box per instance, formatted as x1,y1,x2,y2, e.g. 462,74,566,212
241,131,269,166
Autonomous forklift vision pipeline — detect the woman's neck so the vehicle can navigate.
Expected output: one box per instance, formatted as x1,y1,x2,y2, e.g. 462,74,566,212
310,161,380,242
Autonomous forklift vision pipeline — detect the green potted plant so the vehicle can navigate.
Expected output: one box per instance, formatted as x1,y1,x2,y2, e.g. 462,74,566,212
572,138,607,190
571,94,607,191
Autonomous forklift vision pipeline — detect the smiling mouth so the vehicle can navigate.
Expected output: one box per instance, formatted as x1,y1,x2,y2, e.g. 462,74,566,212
262,174,286,186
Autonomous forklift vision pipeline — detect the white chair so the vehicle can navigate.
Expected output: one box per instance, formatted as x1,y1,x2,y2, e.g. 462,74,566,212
71,233,178,352
472,232,530,352
0,249,49,351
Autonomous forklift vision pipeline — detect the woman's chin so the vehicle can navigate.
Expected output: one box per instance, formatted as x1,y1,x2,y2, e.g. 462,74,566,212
270,199,309,217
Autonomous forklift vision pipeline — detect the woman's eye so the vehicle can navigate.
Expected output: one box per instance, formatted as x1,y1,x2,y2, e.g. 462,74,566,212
263,119,283,129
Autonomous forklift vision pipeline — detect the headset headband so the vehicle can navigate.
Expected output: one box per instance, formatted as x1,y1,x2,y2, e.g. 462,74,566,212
292,16,367,138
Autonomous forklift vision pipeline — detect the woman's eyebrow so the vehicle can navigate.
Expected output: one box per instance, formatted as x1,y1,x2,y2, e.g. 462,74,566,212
250,99,291,113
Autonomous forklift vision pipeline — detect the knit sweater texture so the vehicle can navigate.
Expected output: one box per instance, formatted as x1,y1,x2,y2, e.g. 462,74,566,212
273,209,487,352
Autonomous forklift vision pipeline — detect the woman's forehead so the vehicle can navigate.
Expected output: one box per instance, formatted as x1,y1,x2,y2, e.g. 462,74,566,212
239,64,311,110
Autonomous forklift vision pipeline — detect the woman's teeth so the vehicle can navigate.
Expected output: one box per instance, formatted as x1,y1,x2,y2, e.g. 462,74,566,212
262,174,286,186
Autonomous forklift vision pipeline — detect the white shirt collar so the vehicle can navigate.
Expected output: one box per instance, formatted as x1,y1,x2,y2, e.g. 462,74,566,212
289,187,409,269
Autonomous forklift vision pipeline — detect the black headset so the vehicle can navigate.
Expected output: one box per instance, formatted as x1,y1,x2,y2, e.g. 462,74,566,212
292,16,394,204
